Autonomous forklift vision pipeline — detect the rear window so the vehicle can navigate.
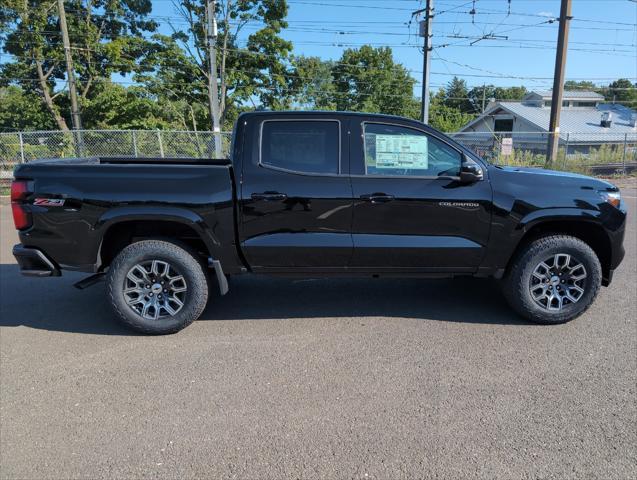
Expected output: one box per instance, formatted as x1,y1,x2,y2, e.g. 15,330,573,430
260,121,339,175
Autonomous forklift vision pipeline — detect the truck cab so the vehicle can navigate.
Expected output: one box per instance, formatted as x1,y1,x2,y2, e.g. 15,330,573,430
236,111,491,274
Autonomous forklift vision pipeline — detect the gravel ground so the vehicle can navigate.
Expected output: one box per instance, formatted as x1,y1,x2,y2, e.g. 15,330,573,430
0,181,635,479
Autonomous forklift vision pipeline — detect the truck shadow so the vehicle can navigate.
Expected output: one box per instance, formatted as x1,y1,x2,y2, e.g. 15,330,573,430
0,264,533,335
0,264,133,335
204,275,532,325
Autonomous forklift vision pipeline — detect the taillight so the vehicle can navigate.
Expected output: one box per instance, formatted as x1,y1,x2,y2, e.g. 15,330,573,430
11,179,32,230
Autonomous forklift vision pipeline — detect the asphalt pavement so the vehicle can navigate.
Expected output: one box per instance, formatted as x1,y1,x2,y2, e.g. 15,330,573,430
1,181,635,479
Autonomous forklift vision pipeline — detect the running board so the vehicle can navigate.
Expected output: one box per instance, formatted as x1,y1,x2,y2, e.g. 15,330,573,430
74,273,105,290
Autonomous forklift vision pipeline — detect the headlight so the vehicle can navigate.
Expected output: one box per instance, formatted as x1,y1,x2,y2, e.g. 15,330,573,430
599,190,621,208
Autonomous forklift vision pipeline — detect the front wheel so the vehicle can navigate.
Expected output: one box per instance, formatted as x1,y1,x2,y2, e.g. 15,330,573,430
502,235,602,324
107,240,209,334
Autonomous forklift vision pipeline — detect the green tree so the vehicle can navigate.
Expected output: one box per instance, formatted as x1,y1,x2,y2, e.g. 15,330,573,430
148,0,293,128
137,33,213,127
443,77,474,113
564,80,597,91
0,0,159,130
290,55,336,110
331,45,419,118
428,88,474,132
0,85,55,131
605,78,637,107
467,85,527,111
81,82,178,130
494,86,527,101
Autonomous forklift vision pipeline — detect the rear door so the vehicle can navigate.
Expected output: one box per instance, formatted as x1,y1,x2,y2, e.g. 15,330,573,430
349,119,492,272
238,115,353,271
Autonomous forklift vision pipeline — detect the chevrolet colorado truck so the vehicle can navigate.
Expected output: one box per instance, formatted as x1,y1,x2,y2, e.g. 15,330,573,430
11,111,627,334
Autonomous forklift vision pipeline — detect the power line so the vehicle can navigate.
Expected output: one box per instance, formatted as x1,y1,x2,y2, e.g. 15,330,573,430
282,0,637,28
4,35,635,57
448,7,637,26
6,70,636,93
433,43,636,57
286,1,416,11
5,28,636,49
8,77,637,106
3,3,635,93
20,13,632,32
6,72,637,108
4,47,635,84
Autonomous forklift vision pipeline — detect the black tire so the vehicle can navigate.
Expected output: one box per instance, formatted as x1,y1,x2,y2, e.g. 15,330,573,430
502,235,602,324
107,240,209,334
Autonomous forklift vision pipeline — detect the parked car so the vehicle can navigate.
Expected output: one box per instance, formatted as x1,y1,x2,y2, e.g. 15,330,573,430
11,111,626,334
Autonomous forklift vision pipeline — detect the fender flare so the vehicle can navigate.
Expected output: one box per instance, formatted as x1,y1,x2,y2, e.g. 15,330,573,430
517,207,603,233
95,205,223,264
95,206,230,295
484,208,606,274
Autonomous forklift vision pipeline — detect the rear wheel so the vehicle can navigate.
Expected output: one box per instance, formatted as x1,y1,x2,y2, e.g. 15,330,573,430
502,235,602,324
107,240,209,334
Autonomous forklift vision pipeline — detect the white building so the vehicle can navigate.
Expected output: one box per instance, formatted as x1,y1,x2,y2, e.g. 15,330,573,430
454,91,636,156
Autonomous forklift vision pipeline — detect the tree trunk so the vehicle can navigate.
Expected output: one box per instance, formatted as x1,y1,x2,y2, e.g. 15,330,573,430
21,3,68,131
36,61,69,131
219,1,231,126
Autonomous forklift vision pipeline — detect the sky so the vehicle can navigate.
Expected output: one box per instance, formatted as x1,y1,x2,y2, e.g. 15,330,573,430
149,0,637,94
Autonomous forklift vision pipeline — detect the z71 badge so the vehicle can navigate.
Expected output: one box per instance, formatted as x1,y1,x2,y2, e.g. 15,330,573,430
34,198,65,207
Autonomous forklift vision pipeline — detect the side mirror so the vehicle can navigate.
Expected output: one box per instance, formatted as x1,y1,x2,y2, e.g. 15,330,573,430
459,156,484,184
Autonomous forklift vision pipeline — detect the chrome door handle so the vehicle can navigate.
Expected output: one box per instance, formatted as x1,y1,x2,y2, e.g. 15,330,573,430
360,193,395,203
251,192,288,201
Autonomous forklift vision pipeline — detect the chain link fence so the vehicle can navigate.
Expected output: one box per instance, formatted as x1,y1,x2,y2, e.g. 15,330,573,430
0,130,232,180
450,131,637,176
2,129,636,181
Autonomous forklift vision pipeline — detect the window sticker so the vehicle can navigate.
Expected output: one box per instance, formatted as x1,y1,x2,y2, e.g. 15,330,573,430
373,134,428,169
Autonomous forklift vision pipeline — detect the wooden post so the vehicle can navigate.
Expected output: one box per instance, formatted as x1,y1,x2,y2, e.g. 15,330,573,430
419,0,434,124
157,130,165,158
546,0,572,166
18,132,25,163
621,133,628,175
132,131,138,157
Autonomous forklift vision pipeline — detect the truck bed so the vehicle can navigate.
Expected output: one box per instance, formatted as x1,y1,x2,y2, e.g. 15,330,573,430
28,156,231,166
13,157,242,274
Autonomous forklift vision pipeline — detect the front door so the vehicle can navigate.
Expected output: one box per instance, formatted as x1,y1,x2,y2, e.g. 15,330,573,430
349,120,492,272
239,117,353,271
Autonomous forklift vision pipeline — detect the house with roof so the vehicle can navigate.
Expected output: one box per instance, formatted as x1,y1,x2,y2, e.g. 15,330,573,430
454,90,637,156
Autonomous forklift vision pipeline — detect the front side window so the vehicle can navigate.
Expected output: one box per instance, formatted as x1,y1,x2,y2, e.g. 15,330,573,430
363,123,461,177
261,121,339,175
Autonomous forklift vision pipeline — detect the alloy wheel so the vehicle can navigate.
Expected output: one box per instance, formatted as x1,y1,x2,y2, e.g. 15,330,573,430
123,260,188,320
529,253,587,311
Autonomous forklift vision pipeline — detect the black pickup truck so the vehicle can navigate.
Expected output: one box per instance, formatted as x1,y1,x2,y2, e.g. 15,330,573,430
11,111,626,334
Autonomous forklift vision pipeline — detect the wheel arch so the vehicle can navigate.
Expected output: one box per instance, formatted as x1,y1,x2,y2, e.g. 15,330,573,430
507,217,612,283
96,208,220,269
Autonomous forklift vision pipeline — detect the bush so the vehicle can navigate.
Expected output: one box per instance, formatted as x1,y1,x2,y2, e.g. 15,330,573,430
492,143,634,175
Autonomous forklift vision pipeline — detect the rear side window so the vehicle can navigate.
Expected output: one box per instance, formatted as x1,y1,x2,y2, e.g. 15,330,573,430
260,121,339,175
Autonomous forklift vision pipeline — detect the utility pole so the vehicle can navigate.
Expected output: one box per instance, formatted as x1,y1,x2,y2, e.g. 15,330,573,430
418,0,434,124
57,0,81,131
481,84,486,112
546,0,572,166
205,0,222,158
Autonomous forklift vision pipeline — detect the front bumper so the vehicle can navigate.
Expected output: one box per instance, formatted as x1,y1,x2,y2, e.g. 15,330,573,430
13,244,61,277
